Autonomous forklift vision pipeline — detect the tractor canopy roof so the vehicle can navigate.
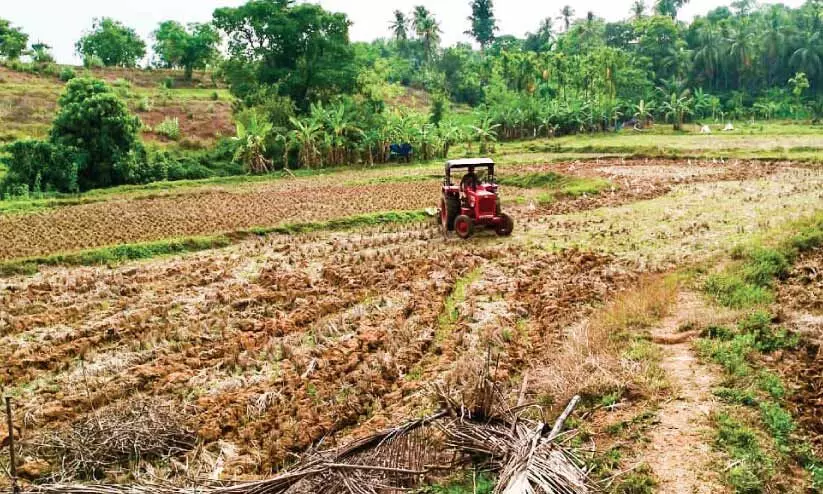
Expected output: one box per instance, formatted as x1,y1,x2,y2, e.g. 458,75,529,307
445,158,495,174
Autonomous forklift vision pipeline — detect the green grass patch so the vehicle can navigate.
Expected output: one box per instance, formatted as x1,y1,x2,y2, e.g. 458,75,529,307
612,464,658,494
419,472,495,493
697,312,798,377
0,236,231,276
498,172,613,196
758,401,795,446
436,268,482,345
707,213,823,308
714,412,773,492
498,171,565,188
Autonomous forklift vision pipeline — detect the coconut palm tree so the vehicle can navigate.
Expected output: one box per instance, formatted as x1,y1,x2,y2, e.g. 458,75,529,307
413,6,441,63
559,6,575,31
759,5,789,85
390,10,409,41
630,0,647,20
727,23,756,87
693,25,724,88
789,31,823,79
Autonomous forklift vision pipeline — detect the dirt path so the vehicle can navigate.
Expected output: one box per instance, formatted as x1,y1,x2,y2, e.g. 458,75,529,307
642,291,726,493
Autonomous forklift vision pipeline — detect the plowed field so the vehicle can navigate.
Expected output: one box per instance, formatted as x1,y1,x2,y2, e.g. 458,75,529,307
1,158,821,485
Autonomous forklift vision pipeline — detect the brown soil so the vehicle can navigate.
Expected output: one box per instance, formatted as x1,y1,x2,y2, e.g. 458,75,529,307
0,221,637,481
775,249,823,450
640,291,726,493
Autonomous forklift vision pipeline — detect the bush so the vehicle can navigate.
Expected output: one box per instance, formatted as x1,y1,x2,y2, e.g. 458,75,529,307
154,117,181,140
742,248,791,287
137,96,153,112
789,225,823,253
758,401,794,445
83,54,104,69
50,78,142,190
0,140,83,194
112,78,131,88
59,67,76,82
704,274,773,308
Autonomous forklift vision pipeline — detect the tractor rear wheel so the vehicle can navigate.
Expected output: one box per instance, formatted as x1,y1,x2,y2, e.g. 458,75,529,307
454,215,474,239
441,196,460,231
496,213,514,237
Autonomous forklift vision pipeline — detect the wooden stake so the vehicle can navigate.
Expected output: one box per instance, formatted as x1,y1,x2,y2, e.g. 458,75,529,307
5,396,19,493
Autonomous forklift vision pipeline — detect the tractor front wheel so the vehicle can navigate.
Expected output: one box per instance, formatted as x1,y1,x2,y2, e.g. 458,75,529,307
496,213,514,237
441,196,460,231
454,215,474,239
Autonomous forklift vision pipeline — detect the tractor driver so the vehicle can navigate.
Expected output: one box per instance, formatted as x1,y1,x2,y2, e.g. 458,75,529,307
461,167,480,192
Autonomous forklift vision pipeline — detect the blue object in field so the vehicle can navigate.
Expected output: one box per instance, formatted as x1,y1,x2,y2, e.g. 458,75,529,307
390,143,413,160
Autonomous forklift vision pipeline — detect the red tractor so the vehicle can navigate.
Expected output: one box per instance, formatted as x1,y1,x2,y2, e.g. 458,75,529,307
439,158,514,239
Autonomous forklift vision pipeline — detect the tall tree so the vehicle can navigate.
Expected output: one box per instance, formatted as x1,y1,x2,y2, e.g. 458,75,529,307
214,0,356,108
466,0,498,50
0,18,28,60
390,10,409,41
76,18,146,67
790,31,823,79
524,17,555,52
152,21,220,80
413,6,441,62
559,6,576,31
631,1,648,20
654,0,689,19
692,23,724,88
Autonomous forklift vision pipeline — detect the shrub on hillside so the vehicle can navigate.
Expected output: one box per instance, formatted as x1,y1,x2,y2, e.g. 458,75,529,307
50,78,142,190
59,67,76,82
155,117,181,140
0,140,84,194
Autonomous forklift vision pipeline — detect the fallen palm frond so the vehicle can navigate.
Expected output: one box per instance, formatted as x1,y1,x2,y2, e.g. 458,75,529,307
17,358,595,494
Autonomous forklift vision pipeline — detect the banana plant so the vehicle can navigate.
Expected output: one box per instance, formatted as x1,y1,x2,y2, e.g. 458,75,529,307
661,90,693,131
471,116,501,154
233,111,274,174
287,116,322,169
633,99,656,128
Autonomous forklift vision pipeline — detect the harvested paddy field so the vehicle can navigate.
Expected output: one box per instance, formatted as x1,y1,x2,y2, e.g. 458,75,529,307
0,158,808,262
1,158,821,490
